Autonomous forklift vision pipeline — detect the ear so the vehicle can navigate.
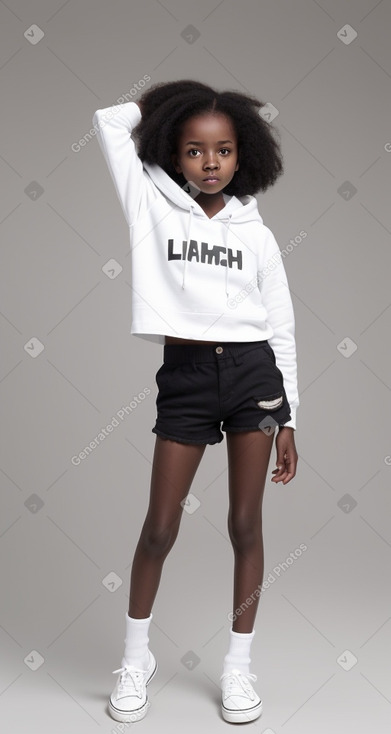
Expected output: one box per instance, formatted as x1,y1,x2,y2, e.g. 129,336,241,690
171,153,182,174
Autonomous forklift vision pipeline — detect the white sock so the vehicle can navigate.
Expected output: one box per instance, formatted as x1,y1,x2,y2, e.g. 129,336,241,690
121,611,153,670
222,628,255,676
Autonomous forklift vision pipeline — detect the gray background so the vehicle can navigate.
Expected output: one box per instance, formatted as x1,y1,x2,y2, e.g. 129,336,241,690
1,0,390,732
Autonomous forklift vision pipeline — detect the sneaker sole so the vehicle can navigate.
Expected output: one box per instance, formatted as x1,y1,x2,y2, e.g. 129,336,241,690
108,658,158,723
222,698,263,723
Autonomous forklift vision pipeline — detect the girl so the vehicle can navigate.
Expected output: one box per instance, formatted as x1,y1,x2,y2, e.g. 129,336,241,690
92,79,299,725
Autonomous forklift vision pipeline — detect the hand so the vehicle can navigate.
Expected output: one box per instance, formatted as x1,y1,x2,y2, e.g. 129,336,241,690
271,427,298,485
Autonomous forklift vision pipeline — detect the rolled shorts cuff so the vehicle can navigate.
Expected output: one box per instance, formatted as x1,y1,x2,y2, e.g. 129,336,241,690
151,426,224,445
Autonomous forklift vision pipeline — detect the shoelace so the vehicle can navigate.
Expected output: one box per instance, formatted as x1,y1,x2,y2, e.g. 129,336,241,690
112,664,148,699
220,669,258,701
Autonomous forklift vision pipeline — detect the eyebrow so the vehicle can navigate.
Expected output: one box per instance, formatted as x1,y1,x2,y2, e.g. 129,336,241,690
185,140,233,145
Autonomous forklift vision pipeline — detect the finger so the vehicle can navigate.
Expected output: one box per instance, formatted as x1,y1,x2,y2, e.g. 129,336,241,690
272,453,286,472
278,457,298,484
271,464,283,474
271,464,286,482
271,463,284,474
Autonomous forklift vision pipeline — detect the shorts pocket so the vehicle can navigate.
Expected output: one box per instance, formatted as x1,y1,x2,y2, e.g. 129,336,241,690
155,364,165,384
155,363,178,389
263,343,285,380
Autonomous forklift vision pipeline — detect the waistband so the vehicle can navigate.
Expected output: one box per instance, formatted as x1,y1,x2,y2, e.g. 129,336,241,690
163,340,269,364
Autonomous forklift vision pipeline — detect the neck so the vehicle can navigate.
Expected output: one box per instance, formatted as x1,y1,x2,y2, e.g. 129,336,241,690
195,191,226,216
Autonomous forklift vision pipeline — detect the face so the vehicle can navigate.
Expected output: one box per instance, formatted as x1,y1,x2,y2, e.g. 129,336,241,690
171,112,239,198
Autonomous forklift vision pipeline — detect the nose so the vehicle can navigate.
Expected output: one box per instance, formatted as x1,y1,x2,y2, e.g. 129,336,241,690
204,152,219,170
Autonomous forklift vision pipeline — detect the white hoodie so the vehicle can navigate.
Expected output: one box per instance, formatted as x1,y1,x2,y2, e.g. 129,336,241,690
92,101,299,429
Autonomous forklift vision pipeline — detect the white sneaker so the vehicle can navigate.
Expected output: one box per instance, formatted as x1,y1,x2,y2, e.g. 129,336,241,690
220,668,263,723
108,650,158,723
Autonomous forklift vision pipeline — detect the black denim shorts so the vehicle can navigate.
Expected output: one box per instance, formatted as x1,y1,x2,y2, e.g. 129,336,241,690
151,340,292,446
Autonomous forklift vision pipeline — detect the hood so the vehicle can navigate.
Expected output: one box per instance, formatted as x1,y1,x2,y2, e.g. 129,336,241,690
143,161,263,297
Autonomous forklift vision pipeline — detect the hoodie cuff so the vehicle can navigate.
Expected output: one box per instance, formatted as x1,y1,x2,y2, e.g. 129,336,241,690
279,406,296,430
129,101,142,124
93,101,142,132
114,101,142,127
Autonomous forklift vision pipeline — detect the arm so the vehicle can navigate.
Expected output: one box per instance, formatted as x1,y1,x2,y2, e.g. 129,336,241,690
92,100,156,227
257,226,299,430
257,227,299,484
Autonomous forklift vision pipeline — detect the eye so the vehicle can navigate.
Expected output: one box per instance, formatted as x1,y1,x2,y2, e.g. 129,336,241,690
220,148,231,155
188,149,200,157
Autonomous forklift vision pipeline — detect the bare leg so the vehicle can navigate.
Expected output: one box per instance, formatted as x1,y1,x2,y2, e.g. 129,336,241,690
226,430,274,633
128,436,207,618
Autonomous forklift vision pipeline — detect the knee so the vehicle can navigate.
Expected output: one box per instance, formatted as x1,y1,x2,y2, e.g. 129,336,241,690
228,514,262,552
140,521,177,558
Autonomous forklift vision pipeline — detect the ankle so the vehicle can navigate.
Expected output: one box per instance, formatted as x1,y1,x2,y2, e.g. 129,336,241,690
122,611,153,670
222,627,255,677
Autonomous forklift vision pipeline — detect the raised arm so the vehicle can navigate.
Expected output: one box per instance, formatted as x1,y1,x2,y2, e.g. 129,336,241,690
92,101,156,227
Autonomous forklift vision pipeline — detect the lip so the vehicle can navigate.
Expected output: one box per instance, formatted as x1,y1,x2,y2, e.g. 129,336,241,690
203,177,220,183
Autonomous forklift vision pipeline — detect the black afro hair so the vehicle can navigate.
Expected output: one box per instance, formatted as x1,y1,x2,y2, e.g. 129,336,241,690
132,79,284,197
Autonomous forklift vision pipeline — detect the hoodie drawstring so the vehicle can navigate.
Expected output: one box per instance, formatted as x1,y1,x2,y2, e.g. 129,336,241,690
181,207,233,298
181,205,194,291
224,214,233,297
